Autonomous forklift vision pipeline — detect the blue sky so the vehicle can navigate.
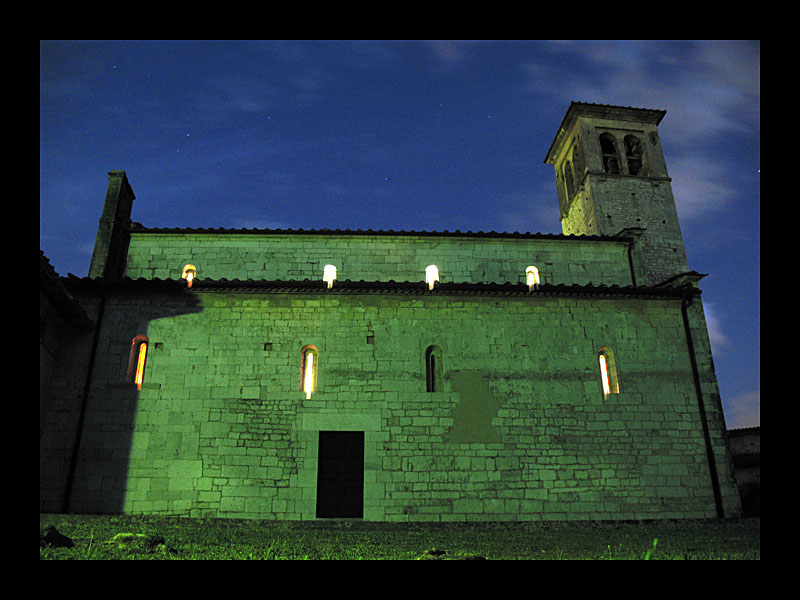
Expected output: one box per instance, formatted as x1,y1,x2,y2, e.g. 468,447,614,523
40,40,760,428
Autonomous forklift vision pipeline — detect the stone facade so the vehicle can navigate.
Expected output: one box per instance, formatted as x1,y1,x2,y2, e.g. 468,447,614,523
124,229,633,287
40,102,742,521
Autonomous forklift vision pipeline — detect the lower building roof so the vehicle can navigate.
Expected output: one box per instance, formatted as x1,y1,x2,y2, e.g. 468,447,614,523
61,275,697,300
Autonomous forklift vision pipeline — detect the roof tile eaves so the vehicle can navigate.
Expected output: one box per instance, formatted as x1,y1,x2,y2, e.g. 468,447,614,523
129,224,624,243
62,276,688,299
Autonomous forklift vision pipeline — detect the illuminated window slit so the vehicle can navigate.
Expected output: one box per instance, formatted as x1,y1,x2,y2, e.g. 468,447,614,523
599,354,611,395
598,346,620,396
304,352,314,399
126,334,149,388
301,345,318,399
135,342,148,390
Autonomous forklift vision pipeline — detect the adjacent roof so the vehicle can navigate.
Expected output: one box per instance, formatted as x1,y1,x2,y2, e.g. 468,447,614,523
40,252,93,329
727,426,761,437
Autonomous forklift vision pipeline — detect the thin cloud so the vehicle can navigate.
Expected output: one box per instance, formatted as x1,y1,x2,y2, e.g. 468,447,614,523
197,73,279,116
494,187,562,234
427,40,469,63
524,40,759,143
702,302,730,358
724,390,760,429
425,40,488,69
669,156,738,222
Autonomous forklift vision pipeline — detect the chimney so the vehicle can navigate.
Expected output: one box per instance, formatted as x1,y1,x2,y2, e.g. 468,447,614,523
88,171,135,279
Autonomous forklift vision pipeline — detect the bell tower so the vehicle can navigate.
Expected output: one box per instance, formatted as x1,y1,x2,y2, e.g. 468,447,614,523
544,102,690,286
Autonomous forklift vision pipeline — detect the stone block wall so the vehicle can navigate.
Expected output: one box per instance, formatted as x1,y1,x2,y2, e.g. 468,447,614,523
123,230,634,287
40,282,740,521
583,175,689,286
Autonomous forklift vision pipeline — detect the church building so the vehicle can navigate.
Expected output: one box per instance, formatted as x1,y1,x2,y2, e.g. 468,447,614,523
40,102,742,521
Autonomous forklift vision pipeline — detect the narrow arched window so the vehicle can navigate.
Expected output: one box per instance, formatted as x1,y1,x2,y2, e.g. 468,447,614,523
624,135,643,176
525,265,540,289
563,160,575,201
598,346,620,396
300,345,318,399
425,345,443,392
126,334,150,390
425,265,439,290
182,264,197,288
571,141,584,182
599,133,620,174
323,264,337,288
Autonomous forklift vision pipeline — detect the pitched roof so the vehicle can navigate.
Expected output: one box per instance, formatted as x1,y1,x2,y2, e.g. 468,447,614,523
61,274,695,299
544,101,667,164
40,252,93,329
129,223,629,243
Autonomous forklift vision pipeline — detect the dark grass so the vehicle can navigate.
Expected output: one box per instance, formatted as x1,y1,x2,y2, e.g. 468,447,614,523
39,513,759,560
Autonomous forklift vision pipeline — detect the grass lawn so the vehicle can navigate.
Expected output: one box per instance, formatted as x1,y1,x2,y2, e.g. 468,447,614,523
39,514,759,560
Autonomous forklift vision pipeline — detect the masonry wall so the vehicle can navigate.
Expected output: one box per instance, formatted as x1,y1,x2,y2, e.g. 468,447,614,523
124,231,634,287
40,283,741,521
576,175,689,286
39,285,204,513
40,291,69,438
39,293,99,511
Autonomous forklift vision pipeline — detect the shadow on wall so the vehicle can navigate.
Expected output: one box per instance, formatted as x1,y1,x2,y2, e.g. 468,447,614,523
39,279,203,514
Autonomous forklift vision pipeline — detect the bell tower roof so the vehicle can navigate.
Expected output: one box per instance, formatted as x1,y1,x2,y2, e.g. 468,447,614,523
544,102,666,165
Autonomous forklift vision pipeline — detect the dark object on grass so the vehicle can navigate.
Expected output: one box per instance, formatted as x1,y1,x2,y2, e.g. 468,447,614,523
40,525,74,548
419,547,486,560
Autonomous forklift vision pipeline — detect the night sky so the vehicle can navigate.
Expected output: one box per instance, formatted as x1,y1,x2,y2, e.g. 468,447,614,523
39,40,759,429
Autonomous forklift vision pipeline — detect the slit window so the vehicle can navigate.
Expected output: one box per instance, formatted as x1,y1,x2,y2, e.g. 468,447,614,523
425,265,439,290
425,345,443,392
300,345,318,399
598,346,620,396
126,334,150,389
323,264,337,288
135,343,148,389
563,160,575,201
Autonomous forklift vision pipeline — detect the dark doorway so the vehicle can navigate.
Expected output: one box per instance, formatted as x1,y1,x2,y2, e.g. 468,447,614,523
316,431,364,518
